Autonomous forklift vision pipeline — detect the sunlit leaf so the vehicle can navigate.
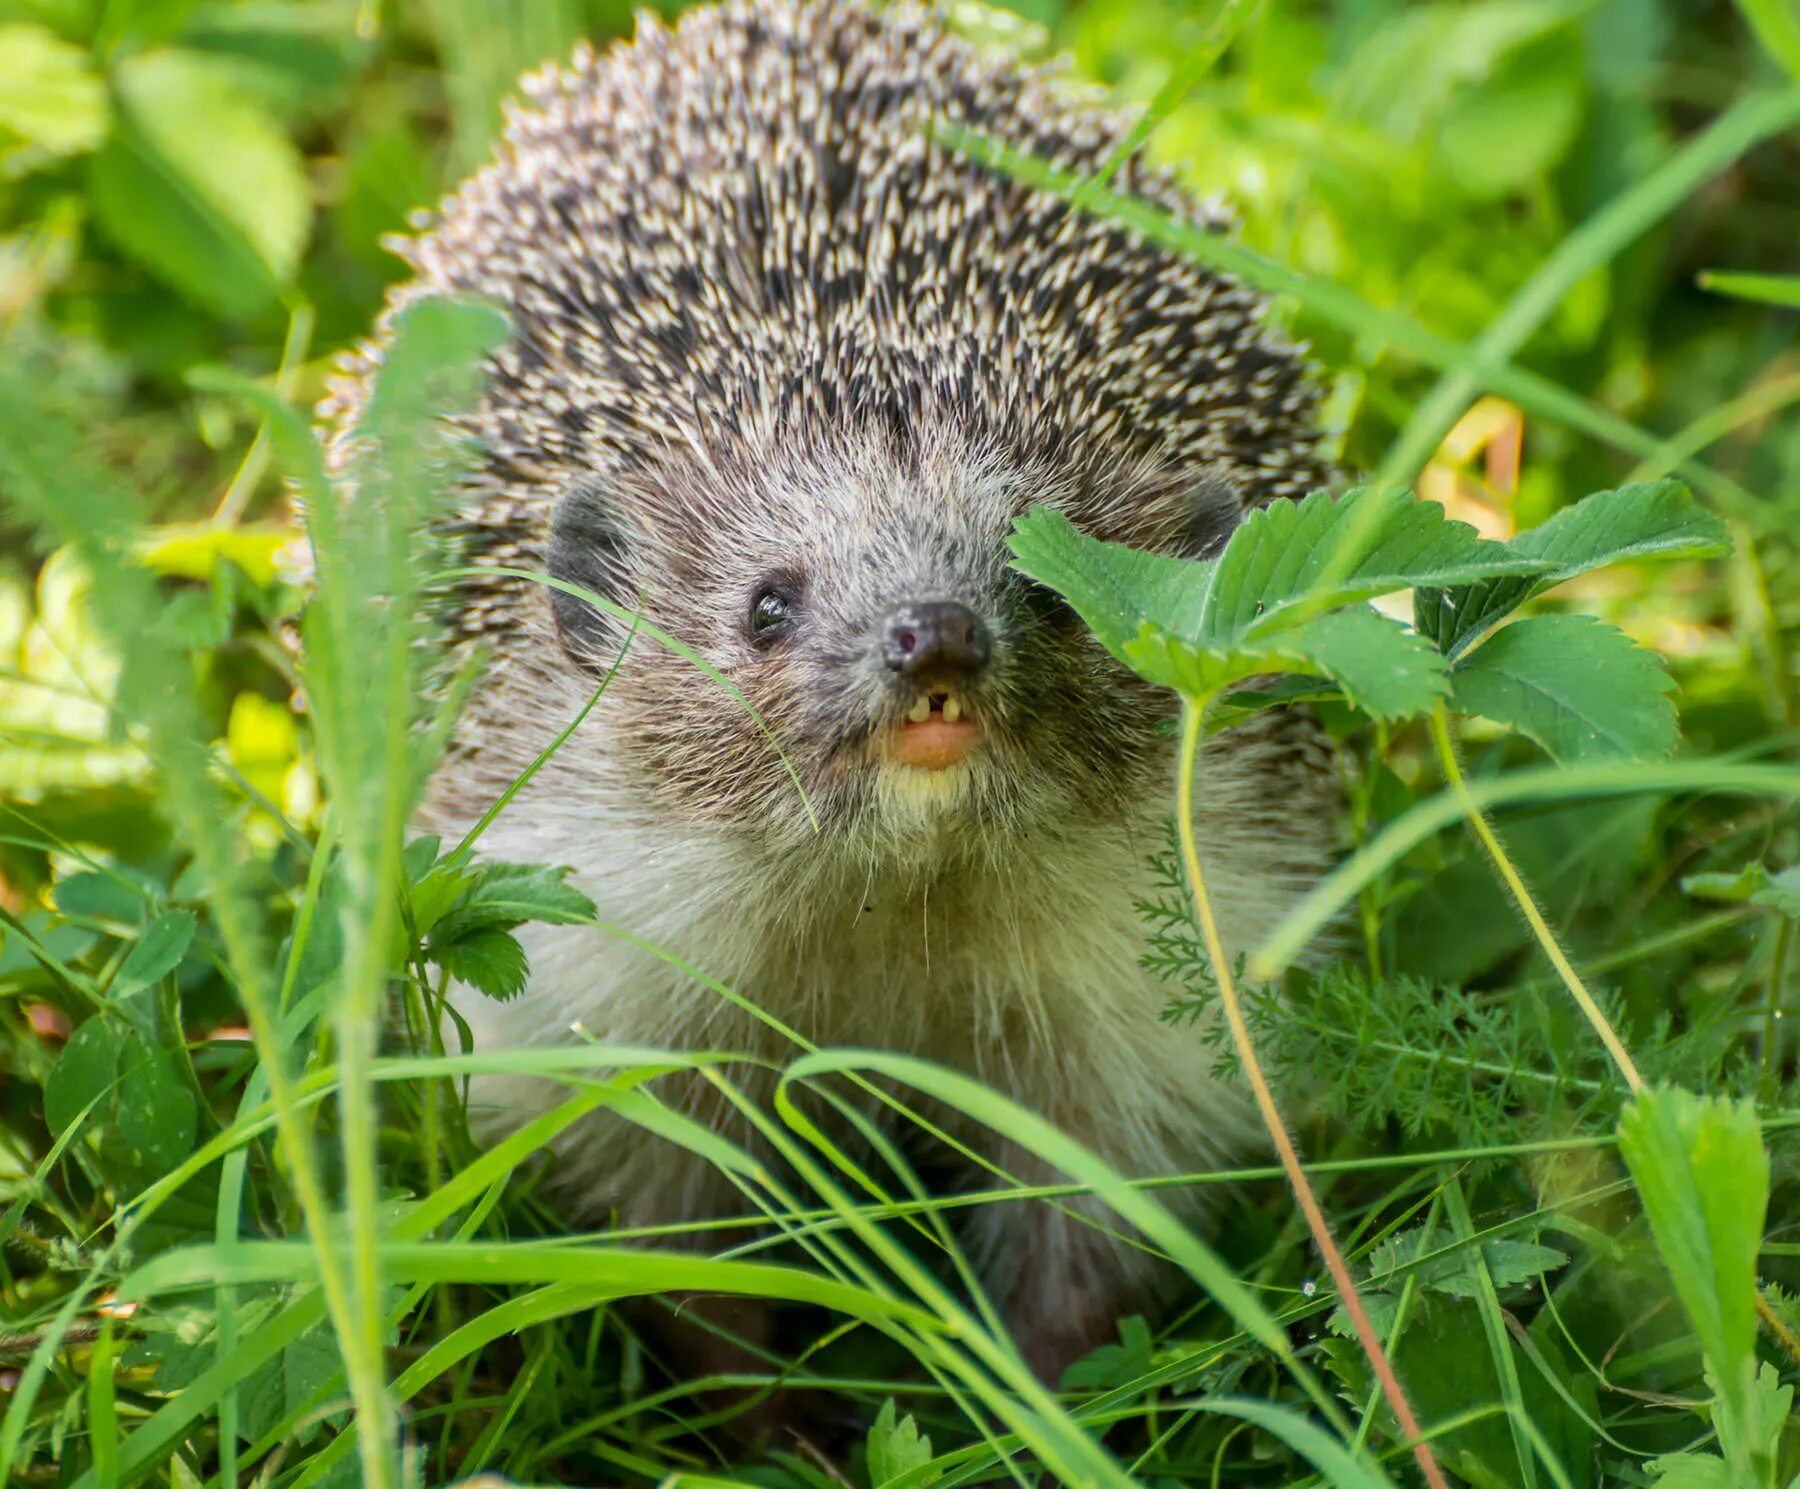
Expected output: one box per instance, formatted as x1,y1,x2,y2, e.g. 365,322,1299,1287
1417,482,1728,660
1449,614,1677,761
0,24,108,165
1617,1088,1769,1485
89,50,312,321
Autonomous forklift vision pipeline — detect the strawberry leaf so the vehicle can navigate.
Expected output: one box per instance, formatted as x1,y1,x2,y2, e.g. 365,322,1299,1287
1417,482,1728,660
1448,614,1677,762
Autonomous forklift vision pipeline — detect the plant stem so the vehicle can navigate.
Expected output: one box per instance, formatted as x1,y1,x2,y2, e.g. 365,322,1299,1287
1176,701,1449,1489
1762,916,1792,1106
1427,706,1645,1094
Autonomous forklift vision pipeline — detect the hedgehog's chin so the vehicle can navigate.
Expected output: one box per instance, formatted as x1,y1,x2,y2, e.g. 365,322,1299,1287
871,753,985,819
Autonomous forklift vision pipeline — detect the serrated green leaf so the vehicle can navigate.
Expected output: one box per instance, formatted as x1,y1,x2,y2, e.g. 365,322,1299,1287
868,1398,938,1489
1274,608,1451,721
89,50,312,321
1060,1315,1155,1391
1647,1362,1796,1488
433,927,529,1001
428,862,597,948
1417,482,1729,659
1448,614,1677,762
1618,1088,1768,1484
1645,1453,1734,1488
1205,486,1545,636
1681,862,1800,918
1006,508,1215,660
1121,609,1449,723
1362,1228,1570,1299
1009,494,1484,717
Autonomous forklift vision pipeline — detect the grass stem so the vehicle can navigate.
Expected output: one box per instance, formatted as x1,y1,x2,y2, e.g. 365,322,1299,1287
1427,707,1645,1093
1176,701,1448,1489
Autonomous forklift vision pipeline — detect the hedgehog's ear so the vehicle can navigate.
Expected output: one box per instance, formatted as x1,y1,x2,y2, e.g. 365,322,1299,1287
1180,469,1244,559
547,478,634,670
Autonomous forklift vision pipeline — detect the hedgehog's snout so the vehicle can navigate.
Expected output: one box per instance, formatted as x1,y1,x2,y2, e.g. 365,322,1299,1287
880,600,991,679
872,598,992,772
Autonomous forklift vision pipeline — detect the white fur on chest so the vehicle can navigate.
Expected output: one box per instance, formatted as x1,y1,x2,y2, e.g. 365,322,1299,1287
443,752,1310,1219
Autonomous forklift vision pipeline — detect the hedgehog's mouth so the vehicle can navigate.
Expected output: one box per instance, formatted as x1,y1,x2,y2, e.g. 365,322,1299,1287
890,688,982,770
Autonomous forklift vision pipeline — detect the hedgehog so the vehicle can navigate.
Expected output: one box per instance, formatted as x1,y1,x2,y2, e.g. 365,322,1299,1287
325,0,1339,1391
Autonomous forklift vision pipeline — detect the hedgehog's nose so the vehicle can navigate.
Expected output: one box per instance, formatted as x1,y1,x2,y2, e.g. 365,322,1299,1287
882,601,991,677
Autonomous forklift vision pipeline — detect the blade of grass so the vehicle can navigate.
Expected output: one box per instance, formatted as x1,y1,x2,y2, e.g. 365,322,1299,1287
1427,706,1644,1092
1369,88,1800,498
1171,701,1448,1489
1251,759,1800,977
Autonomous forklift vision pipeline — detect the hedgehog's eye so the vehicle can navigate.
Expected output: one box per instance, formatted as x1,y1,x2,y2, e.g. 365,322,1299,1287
748,582,800,645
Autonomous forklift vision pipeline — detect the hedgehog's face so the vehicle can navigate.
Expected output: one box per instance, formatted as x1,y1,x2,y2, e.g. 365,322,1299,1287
544,429,1244,861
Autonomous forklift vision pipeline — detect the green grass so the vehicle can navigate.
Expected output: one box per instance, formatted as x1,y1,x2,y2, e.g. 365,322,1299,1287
2,0,1800,1485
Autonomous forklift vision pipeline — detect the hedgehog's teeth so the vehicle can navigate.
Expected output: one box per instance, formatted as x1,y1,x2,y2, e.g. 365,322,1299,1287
941,694,963,724
907,695,932,724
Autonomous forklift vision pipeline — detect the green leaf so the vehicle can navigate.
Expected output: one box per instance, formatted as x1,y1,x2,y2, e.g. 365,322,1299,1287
44,1016,124,1138
114,1030,197,1170
1416,482,1729,660
867,1398,938,1489
1617,1088,1769,1483
112,910,196,996
89,50,312,322
1008,490,1519,716
1647,1363,1796,1489
1060,1315,1155,1391
1358,1228,1570,1300
443,862,596,933
1698,270,1800,308
433,928,529,1002
0,24,108,164
1007,516,1208,659
1202,487,1544,636
1645,1452,1734,1488
1437,31,1584,199
1681,862,1800,917
1731,0,1800,80
1448,614,1677,762
54,869,151,924
241,1323,344,1445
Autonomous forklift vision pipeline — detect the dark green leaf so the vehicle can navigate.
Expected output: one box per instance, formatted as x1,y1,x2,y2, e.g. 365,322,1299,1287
44,1016,123,1137
1448,615,1677,761
1417,482,1729,660
1060,1315,1155,1391
433,927,529,1002
242,1323,344,1445
112,910,196,996
114,1030,197,1170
